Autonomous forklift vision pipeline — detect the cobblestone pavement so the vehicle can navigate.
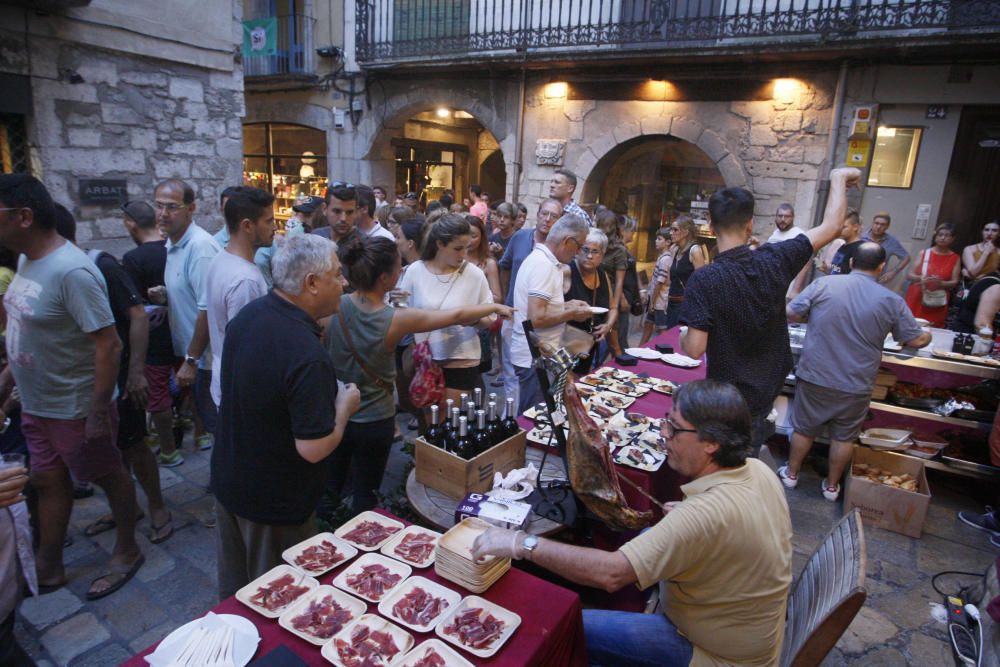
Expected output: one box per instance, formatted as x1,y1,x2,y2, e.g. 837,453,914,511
11,420,998,666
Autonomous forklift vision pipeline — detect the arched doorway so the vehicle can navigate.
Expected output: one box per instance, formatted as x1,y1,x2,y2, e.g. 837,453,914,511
384,109,506,209
582,135,725,262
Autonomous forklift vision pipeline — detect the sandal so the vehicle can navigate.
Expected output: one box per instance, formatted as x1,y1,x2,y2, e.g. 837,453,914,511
86,554,145,601
149,512,173,544
84,510,145,537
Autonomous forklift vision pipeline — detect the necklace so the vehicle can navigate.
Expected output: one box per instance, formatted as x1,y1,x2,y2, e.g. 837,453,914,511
428,259,464,284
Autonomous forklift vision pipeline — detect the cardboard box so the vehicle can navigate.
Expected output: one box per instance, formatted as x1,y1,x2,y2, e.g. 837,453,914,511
415,429,527,498
455,493,532,529
844,446,931,538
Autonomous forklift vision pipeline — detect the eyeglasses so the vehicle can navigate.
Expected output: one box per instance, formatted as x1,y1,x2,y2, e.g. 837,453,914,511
662,417,698,440
153,202,188,213
580,247,602,256
567,237,583,250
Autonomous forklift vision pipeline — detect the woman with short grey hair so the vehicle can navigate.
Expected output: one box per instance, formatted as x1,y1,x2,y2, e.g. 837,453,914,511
563,228,616,373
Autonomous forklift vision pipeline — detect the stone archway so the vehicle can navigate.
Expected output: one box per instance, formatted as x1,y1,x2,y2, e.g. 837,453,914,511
356,84,518,201
574,115,748,198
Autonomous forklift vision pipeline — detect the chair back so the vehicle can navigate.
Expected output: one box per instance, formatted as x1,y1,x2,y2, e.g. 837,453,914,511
780,509,867,667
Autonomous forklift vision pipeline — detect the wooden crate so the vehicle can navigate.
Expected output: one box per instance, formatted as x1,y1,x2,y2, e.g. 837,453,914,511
415,429,527,498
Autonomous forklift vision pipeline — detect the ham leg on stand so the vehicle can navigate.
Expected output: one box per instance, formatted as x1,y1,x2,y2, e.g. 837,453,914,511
563,382,654,531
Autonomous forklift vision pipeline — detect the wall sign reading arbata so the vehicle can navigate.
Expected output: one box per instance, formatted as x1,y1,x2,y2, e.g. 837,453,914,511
78,179,127,204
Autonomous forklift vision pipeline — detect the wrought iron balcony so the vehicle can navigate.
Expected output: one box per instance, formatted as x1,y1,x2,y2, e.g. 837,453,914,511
244,13,316,78
355,0,1000,67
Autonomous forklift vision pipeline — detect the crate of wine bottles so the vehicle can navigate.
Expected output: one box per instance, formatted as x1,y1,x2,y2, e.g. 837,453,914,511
415,429,527,498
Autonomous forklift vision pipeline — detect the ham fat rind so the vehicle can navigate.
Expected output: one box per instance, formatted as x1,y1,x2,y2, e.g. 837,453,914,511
564,382,654,531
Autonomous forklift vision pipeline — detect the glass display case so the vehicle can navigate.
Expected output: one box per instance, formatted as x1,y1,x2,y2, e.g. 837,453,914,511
243,122,328,226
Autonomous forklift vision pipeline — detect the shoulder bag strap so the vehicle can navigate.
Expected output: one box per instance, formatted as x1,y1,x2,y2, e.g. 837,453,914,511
338,307,393,392
921,249,931,277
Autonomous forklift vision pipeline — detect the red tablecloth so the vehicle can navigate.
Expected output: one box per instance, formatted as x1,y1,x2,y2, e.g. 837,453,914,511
123,511,586,667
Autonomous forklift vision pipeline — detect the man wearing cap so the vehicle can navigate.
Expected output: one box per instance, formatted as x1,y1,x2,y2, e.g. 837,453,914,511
121,202,179,472
355,185,394,242
402,192,419,211
290,196,326,236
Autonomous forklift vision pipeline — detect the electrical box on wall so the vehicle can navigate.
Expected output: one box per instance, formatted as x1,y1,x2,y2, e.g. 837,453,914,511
333,107,346,130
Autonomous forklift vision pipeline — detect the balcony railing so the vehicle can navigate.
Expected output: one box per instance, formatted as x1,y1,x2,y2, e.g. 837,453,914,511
245,14,316,77
355,0,1000,64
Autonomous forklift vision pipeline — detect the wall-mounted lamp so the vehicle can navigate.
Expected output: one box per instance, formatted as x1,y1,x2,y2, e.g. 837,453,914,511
772,78,803,103
436,107,451,118
545,81,568,98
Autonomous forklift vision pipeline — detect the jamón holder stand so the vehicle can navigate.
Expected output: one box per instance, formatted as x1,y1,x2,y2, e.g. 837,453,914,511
522,320,579,527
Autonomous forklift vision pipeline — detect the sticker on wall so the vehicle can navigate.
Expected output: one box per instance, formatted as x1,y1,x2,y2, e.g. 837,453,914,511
846,138,871,167
912,204,932,240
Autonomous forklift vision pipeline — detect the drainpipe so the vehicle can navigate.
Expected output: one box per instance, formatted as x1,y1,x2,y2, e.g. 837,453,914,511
811,60,850,230
512,65,527,202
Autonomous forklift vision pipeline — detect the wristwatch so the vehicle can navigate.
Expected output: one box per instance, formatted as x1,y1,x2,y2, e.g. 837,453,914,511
521,534,539,560
183,354,199,366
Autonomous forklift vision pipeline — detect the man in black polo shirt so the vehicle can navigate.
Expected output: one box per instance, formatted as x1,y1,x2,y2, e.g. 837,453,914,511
211,234,360,599
679,167,860,455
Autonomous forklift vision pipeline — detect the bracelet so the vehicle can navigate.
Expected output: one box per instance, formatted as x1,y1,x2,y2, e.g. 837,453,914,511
510,530,524,560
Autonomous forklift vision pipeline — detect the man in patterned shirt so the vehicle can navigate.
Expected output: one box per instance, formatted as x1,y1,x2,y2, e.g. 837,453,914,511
679,167,861,455
549,169,592,226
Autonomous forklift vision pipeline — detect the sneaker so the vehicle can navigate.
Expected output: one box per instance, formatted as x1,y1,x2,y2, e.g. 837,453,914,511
196,434,213,451
157,451,184,468
821,479,841,502
777,465,798,489
144,433,160,455
957,506,1000,536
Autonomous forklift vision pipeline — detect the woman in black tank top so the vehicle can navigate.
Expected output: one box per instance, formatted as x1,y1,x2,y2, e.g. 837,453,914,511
666,216,707,328
564,230,615,373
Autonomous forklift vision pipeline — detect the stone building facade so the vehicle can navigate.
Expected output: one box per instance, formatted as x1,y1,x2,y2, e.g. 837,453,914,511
0,2,244,255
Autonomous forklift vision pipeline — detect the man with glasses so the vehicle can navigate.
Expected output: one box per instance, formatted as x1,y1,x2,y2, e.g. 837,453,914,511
509,214,593,412
153,179,221,466
498,198,563,408
471,379,792,667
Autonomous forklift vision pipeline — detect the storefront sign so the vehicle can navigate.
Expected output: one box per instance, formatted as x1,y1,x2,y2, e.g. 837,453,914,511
79,179,127,204
242,18,277,57
846,138,871,168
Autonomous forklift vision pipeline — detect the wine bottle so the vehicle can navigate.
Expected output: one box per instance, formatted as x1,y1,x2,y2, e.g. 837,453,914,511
473,409,491,455
444,407,461,453
502,397,520,439
486,400,502,445
455,416,474,459
442,399,456,443
424,404,444,447
473,388,483,409
459,393,469,411
466,401,477,427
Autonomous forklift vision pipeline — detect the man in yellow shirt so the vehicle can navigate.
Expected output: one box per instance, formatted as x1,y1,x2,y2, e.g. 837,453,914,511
472,379,793,666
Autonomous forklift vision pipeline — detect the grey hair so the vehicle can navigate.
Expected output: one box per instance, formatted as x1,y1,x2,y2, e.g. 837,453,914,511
547,214,590,244
272,234,337,295
586,229,608,253
620,215,637,233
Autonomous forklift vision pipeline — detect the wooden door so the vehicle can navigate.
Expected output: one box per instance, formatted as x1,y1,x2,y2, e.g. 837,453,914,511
939,106,1000,249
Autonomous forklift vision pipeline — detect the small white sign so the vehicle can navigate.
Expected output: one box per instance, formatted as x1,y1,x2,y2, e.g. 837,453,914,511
913,204,932,240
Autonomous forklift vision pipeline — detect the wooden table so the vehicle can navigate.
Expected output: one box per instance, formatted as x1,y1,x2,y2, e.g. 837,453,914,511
406,447,568,536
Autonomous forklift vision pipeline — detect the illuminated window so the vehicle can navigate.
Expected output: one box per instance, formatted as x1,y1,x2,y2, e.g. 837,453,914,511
867,127,922,189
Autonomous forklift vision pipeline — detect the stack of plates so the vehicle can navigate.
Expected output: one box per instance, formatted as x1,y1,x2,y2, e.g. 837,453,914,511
434,518,510,594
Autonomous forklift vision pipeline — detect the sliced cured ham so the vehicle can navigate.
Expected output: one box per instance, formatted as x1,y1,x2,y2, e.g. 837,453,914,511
391,586,450,626
346,563,402,601
335,623,402,667
343,520,400,548
248,573,310,612
393,532,436,564
293,540,346,573
411,646,447,667
442,607,506,650
290,594,355,639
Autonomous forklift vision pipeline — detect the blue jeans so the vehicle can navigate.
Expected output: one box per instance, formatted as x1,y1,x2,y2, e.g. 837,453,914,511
584,609,693,667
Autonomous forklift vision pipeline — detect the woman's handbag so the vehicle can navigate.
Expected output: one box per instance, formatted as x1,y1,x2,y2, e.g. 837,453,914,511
408,340,444,408
920,250,948,308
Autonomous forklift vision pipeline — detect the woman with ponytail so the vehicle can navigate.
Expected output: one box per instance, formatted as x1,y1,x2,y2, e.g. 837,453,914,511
324,235,511,514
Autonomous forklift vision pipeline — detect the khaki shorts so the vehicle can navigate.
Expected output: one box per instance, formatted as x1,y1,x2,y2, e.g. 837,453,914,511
790,379,869,443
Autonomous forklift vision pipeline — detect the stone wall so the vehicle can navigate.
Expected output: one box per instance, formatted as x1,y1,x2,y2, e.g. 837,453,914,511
28,41,244,255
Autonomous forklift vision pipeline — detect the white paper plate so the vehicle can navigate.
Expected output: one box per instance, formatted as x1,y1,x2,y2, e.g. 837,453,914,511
378,575,464,633
334,510,406,551
661,353,701,368
235,564,318,619
146,613,259,667
380,525,443,569
277,585,367,646
322,614,414,667
282,532,358,577
390,638,475,667
625,347,662,360
332,552,412,603
613,444,666,471
435,595,521,659
589,306,609,315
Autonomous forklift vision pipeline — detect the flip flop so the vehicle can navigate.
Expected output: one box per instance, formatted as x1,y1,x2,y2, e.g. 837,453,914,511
86,554,145,601
83,511,145,537
149,512,173,544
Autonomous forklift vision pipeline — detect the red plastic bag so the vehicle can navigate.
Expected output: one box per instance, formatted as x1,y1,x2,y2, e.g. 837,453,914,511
408,340,444,409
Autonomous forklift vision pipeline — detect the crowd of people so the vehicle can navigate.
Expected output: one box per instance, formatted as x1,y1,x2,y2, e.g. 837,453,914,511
1,159,999,666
